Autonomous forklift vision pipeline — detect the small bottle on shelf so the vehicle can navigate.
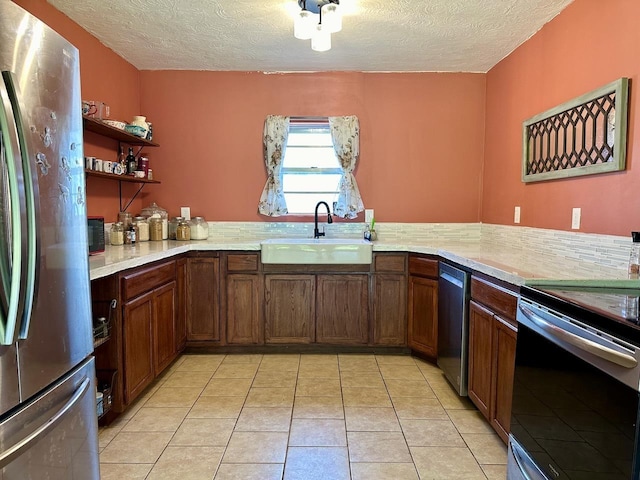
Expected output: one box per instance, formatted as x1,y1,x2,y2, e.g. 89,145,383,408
126,147,137,175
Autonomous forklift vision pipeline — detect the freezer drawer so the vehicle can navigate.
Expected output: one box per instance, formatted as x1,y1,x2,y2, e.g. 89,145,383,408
0,357,99,479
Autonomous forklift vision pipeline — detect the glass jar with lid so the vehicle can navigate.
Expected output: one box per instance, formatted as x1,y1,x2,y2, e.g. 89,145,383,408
140,202,168,239
169,216,184,240
190,217,209,240
149,217,163,241
118,211,132,229
109,222,124,246
176,220,191,241
133,216,149,242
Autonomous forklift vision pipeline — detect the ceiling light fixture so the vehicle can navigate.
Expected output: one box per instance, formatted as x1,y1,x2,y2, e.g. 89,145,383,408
294,0,342,52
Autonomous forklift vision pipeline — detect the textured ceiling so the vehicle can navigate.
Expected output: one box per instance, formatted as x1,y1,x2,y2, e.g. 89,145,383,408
47,0,574,72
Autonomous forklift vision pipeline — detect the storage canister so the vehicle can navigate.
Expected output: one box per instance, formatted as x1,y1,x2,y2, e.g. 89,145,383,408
176,220,191,241
140,202,168,239
169,216,184,240
149,217,163,241
133,216,149,242
109,222,124,246
190,216,209,240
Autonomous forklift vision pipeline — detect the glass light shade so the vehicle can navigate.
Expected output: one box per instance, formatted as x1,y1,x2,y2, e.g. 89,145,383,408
311,25,331,52
321,3,342,33
294,10,316,40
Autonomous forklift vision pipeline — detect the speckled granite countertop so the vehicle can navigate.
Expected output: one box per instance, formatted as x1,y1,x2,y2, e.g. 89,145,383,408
89,237,638,289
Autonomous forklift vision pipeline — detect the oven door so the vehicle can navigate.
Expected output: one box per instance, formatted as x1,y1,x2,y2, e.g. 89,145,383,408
509,299,640,480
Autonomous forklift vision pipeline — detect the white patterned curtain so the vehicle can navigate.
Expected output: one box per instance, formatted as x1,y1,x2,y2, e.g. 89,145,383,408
329,116,364,219
258,115,290,216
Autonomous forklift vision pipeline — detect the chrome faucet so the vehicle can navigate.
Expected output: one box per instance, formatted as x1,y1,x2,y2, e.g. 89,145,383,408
314,201,333,238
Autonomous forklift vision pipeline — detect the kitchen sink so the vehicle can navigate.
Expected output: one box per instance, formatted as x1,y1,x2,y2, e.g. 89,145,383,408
260,238,373,264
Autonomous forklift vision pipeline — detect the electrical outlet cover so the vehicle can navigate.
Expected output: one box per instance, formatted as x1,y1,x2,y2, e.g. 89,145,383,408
571,208,581,229
365,209,374,223
514,206,521,224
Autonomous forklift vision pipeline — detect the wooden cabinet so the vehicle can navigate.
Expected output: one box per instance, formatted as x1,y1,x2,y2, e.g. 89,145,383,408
224,253,262,345
120,260,178,405
407,255,439,358
491,316,517,441
153,281,177,374
468,300,494,419
316,274,369,344
372,253,407,346
122,290,154,405
468,276,518,444
186,255,220,342
175,257,187,352
265,275,315,344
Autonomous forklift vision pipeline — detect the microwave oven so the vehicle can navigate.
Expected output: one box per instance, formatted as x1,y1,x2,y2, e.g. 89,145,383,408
87,216,105,255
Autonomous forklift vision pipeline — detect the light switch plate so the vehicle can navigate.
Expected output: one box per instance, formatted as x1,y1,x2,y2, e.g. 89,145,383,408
514,206,521,224
181,206,191,221
571,208,581,229
365,209,374,224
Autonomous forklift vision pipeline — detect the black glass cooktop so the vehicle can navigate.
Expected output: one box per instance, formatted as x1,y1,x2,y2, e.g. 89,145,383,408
522,285,640,341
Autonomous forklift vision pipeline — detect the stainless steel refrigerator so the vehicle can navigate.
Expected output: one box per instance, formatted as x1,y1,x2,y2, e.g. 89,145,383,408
0,0,99,478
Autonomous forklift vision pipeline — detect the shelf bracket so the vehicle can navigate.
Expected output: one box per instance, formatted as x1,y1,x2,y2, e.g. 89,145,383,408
119,181,146,212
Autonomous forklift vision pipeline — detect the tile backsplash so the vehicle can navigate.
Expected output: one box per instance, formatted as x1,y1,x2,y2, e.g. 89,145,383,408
206,221,632,271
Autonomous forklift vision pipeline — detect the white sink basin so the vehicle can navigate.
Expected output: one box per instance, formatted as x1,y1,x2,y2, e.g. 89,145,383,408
261,238,373,264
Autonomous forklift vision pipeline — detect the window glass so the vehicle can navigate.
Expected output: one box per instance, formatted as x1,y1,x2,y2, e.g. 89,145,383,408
282,122,341,214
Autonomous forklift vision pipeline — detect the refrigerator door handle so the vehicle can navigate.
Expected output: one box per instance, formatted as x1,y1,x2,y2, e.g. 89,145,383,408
2,72,39,340
0,377,90,468
0,74,25,346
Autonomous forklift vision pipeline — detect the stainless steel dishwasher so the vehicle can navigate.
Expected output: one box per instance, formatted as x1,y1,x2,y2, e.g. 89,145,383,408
437,263,471,396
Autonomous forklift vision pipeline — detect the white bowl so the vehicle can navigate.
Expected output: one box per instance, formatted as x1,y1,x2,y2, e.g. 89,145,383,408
102,119,126,130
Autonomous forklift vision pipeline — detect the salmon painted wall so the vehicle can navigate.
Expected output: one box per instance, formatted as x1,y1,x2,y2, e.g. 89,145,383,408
139,71,486,222
12,0,143,222
483,0,639,236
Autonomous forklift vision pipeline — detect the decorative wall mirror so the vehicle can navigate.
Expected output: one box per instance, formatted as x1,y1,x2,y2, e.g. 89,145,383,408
522,78,629,183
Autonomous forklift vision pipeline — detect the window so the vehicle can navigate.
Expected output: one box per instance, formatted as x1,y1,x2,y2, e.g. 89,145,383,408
282,121,341,215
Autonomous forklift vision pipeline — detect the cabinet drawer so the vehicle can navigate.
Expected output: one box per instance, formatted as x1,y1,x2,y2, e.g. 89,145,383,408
374,254,406,273
471,277,517,321
122,261,176,301
227,254,259,272
408,256,438,278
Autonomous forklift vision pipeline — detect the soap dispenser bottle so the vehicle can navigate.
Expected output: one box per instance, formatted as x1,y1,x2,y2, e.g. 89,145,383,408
622,232,640,320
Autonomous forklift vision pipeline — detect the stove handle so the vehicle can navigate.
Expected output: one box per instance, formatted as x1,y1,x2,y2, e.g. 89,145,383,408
519,305,638,369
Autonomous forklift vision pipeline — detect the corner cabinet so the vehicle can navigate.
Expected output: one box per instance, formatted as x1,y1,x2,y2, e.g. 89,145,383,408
82,116,161,210
120,260,180,405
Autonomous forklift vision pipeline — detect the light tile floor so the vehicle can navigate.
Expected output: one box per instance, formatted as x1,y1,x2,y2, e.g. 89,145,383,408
99,354,507,480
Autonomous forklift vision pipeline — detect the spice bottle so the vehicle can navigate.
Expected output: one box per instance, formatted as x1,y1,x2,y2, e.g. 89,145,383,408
109,222,124,246
124,223,137,245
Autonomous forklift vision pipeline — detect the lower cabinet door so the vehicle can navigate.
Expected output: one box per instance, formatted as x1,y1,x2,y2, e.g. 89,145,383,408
122,291,154,404
316,275,369,344
407,275,438,357
226,274,262,344
187,256,220,342
374,274,407,345
153,281,177,374
468,300,494,420
265,275,315,344
491,316,517,443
